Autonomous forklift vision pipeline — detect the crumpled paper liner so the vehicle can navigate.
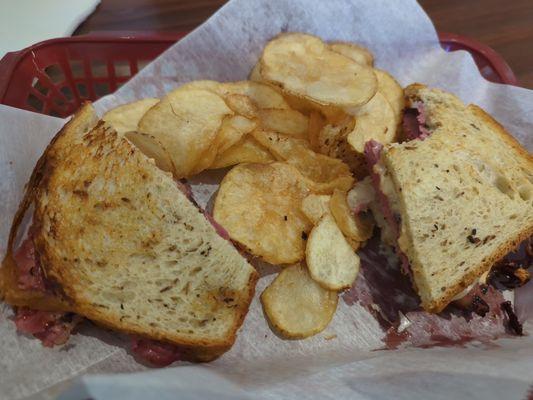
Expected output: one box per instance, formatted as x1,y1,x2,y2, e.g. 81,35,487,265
0,0,532,399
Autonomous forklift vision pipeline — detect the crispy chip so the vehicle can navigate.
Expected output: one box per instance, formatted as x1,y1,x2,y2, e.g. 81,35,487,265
375,69,404,124
249,62,262,82
308,111,326,151
138,88,233,178
124,131,175,175
328,42,374,66
192,115,257,174
258,109,308,139
301,194,331,225
210,136,274,169
181,79,290,111
252,130,353,192
329,189,374,246
346,92,396,153
261,263,338,339
261,33,377,108
218,81,290,110
102,98,160,136
306,214,360,290
213,162,312,264
224,94,258,118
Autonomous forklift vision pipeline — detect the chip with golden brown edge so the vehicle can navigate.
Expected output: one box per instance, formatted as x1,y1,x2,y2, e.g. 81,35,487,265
181,79,290,111
306,214,361,291
374,69,404,125
260,33,377,108
124,131,176,175
301,194,331,225
258,108,308,139
191,115,258,174
213,162,313,264
308,111,326,151
138,87,233,178
224,94,258,118
210,136,274,169
329,189,374,246
102,98,160,136
261,263,338,339
249,62,262,82
218,81,290,110
252,130,354,193
328,42,374,67
346,92,396,153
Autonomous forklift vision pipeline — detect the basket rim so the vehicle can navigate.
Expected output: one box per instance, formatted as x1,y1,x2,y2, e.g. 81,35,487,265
0,31,518,106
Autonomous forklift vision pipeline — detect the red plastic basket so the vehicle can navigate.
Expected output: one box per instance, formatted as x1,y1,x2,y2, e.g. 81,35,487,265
0,31,518,118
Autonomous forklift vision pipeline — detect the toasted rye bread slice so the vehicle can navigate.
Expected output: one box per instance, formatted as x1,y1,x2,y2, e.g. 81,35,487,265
0,104,98,311
380,84,533,313
2,104,258,361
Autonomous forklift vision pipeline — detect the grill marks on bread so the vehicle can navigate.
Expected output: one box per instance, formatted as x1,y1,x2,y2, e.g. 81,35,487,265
30,106,257,360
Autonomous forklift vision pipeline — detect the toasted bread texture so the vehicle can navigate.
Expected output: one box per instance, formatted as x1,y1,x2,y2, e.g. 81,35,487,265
3,103,258,361
380,84,533,313
0,104,98,311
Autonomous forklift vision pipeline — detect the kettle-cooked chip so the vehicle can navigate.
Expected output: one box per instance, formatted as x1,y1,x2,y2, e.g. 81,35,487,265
210,136,274,169
102,98,160,136
374,69,404,125
252,130,353,193
301,194,331,225
138,88,233,178
306,214,361,290
261,263,338,339
124,131,176,175
346,92,396,153
261,33,377,108
192,115,257,174
258,109,308,139
328,42,374,67
213,162,313,264
329,189,374,247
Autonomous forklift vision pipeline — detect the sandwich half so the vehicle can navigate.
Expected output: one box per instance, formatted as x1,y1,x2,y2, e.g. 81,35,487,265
364,84,532,313
0,104,258,364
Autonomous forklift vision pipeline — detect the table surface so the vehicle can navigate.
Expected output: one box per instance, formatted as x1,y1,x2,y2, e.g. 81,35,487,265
75,0,533,89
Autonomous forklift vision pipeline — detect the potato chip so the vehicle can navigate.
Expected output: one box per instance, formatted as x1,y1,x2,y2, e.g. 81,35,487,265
301,194,331,225
375,69,404,124
258,109,308,139
252,130,353,192
249,62,262,82
138,88,233,178
260,33,377,108
346,92,396,153
218,81,290,110
328,42,374,66
213,162,312,264
179,80,220,92
224,94,258,118
306,214,360,290
308,111,326,151
102,98,159,136
261,263,338,339
210,136,274,169
191,115,257,174
124,131,175,174
329,189,374,246
181,79,290,111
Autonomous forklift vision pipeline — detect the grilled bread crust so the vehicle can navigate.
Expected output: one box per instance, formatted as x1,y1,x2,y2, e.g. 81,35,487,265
381,84,533,313
2,104,258,361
